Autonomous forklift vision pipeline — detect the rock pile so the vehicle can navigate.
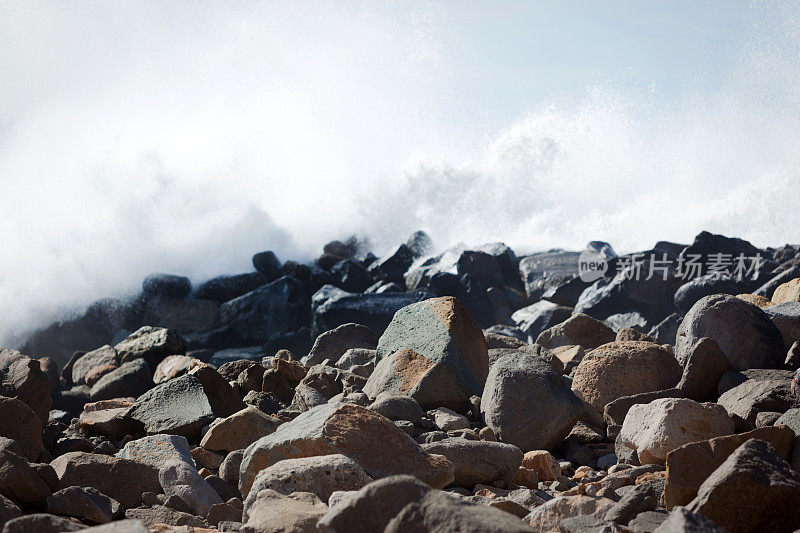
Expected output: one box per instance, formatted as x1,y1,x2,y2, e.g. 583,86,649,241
1,230,799,531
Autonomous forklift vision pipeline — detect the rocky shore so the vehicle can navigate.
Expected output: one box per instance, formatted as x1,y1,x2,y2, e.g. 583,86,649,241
2,230,800,532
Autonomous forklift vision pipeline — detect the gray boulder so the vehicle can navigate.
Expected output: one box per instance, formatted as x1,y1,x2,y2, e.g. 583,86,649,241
421,438,522,487
126,374,215,439
304,323,378,367
676,337,732,402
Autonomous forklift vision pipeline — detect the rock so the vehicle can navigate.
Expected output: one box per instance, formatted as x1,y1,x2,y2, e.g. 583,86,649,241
117,434,195,469
152,354,204,384
484,332,526,350
78,404,138,441
1,513,85,532
51,452,160,509
615,328,657,343
335,348,375,378
664,425,794,509
200,407,282,453
619,398,734,465
331,259,373,293
647,313,681,345
0,351,52,424
605,311,649,332
142,296,219,333
676,337,732,402
114,326,186,369
384,490,535,533
518,251,581,301
0,448,51,507
46,486,115,524
0,396,42,462
510,301,573,344
218,276,310,345
525,495,616,531
737,293,773,307
241,489,327,533
304,323,378,367
0,495,21,530
368,393,424,423
142,273,191,299
89,359,152,402
686,439,800,532
572,341,682,412
717,378,794,424
368,296,489,410
481,353,582,451
674,274,742,316
421,438,522,487
312,286,433,337
124,505,207,528
126,374,215,439
318,475,431,532
772,277,800,303
84,365,117,387
521,450,561,481
219,449,244,487
370,244,416,285
675,294,785,371
542,276,593,308
764,301,800,348
238,403,454,496
754,265,800,297
430,407,469,431
653,506,727,532
243,454,371,519
187,364,246,417
604,477,665,525
774,408,800,471
603,389,684,428
252,251,282,280
78,520,150,532
194,272,268,303
536,314,616,351
206,501,242,526
71,346,118,386
158,459,222,517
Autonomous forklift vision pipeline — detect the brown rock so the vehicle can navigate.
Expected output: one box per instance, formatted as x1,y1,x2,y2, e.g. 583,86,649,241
521,450,561,482
0,350,52,424
665,425,794,509
200,407,282,453
0,396,42,462
535,314,616,350
84,365,118,388
572,341,682,411
0,448,52,507
772,277,800,303
736,293,772,308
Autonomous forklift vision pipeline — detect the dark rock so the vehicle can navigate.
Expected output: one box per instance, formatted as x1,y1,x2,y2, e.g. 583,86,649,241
754,265,800,297
673,274,743,316
675,294,785,370
0,448,51,507
331,259,373,293
1,513,85,532
47,486,115,524
141,296,219,333
519,251,581,301
541,276,592,308
218,276,310,345
194,272,268,303
124,504,207,528
189,365,246,418
511,301,573,343
142,273,191,299
647,313,681,345
687,438,800,532
0,494,21,530
481,353,582,451
653,506,726,532
312,286,433,337
0,396,42,462
126,374,215,439
676,337,732,402
371,244,416,285
115,326,186,369
0,350,52,424
251,251,281,280
89,359,151,402
368,393,425,423
456,251,504,290
484,325,528,342
406,231,434,258
71,345,118,386
717,378,794,424
429,272,495,328
605,477,664,525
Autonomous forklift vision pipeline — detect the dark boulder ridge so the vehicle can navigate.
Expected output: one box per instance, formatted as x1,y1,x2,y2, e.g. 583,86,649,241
2,230,800,531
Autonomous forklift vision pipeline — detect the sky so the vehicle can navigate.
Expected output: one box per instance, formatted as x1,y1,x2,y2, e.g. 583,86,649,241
0,0,798,345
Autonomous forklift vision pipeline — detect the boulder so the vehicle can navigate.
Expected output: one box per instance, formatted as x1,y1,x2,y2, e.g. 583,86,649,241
510,301,573,343
126,374,215,439
368,393,424,423
737,293,773,307
142,273,191,299
114,326,185,368
252,251,282,280
238,403,454,496
71,346,118,386
335,348,375,378
647,313,681,345
521,450,561,481
78,404,139,440
774,408,800,471
117,434,195,469
481,353,582,451
241,489,327,533
218,276,310,344
0,396,42,462
0,350,52,424
676,337,732,402
371,244,416,284
331,259,373,293
89,359,152,402
304,323,378,367
430,407,469,431
525,495,616,531
1,513,85,532
141,296,218,333
686,439,800,532
318,475,431,533
675,294,784,370
618,398,734,465
385,490,535,533
0,448,51,507
604,476,665,525
717,378,794,424
764,302,800,349
421,438,522,487
536,314,616,351
653,506,727,532
158,459,222,517
200,407,282,453
312,287,433,337
50,452,160,509
664,425,794,508
518,251,581,301
603,388,684,428
0,494,21,530
46,486,116,524
243,454,371,520
772,277,800,303
124,505,207,528
572,341,682,412
194,272,268,303
367,296,489,409
674,274,742,316
152,354,204,384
